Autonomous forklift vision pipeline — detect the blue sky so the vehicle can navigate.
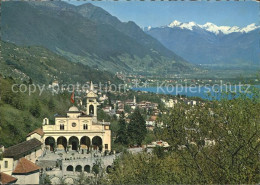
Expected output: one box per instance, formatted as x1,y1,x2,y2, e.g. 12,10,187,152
67,1,258,28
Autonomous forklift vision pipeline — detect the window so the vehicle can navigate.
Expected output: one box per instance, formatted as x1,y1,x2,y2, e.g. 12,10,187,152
60,124,64,130
4,161,8,168
105,144,108,150
72,123,76,127
83,124,88,130
89,105,94,115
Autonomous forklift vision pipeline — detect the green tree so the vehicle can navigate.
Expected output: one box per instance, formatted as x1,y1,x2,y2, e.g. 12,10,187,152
91,159,106,184
76,172,91,185
106,152,181,184
127,108,147,146
115,112,128,145
48,97,55,111
40,174,51,184
158,95,260,184
29,99,41,118
106,89,260,184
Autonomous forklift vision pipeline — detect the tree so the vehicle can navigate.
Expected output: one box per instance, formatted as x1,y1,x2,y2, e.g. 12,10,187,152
115,112,128,145
92,159,106,184
106,152,181,184
106,90,260,184
48,97,55,111
29,99,41,118
158,95,260,184
127,108,147,146
76,172,91,185
40,173,51,185
28,78,33,85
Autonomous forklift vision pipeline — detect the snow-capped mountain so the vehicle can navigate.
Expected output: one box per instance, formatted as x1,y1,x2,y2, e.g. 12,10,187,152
165,20,260,35
144,20,260,66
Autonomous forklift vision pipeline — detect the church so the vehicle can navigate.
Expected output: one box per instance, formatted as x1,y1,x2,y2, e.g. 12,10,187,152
42,82,111,152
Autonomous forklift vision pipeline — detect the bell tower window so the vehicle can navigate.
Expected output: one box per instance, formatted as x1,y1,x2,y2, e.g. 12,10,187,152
89,105,94,115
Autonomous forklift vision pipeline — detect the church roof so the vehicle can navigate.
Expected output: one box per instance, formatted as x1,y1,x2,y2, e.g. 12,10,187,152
86,91,97,98
86,81,97,97
0,172,17,184
4,138,42,159
12,158,40,174
27,128,44,137
68,106,79,112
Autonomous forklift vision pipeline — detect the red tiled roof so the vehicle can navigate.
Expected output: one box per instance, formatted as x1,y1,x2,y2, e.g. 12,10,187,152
27,128,44,137
12,158,40,174
0,172,17,184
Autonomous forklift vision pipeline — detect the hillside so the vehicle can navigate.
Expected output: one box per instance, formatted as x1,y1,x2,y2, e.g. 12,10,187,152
145,20,260,69
1,1,193,74
0,76,72,147
0,41,122,84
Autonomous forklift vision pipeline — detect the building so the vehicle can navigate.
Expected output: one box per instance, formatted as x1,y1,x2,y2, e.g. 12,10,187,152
163,99,178,108
42,82,112,152
12,158,40,184
0,82,112,184
0,139,42,184
125,96,136,109
146,116,158,127
1,138,43,173
26,128,45,143
146,140,170,148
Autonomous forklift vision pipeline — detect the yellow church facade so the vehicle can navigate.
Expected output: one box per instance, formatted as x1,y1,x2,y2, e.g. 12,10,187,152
42,83,111,152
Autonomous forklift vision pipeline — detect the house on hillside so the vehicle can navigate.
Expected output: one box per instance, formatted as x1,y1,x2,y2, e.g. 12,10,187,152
0,139,42,184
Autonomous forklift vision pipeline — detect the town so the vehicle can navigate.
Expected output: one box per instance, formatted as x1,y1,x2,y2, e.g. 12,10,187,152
0,80,204,184
0,1,259,184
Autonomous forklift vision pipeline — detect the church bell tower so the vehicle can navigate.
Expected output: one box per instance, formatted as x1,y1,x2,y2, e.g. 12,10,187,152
86,81,99,118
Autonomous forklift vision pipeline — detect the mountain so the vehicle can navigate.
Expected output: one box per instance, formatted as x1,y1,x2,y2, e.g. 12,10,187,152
1,2,192,75
145,20,260,68
166,20,259,35
0,41,122,84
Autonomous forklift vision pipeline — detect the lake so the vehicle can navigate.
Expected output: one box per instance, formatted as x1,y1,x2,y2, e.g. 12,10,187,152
132,85,260,100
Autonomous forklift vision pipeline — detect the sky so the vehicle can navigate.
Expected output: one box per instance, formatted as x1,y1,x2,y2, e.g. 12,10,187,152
66,1,259,28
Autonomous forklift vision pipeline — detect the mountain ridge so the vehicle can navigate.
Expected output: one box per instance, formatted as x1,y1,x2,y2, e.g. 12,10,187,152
145,20,260,35
2,2,193,75
145,20,260,66
0,40,122,84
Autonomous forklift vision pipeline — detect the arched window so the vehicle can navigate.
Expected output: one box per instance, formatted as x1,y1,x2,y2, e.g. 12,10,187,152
43,118,49,125
67,165,73,171
75,165,82,172
89,105,94,115
84,165,90,173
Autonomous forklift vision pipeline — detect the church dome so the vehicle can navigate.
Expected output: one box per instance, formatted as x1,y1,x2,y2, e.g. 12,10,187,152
68,106,79,112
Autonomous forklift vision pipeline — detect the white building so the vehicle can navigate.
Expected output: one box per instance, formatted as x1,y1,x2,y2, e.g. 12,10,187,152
43,82,112,152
